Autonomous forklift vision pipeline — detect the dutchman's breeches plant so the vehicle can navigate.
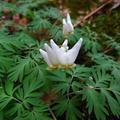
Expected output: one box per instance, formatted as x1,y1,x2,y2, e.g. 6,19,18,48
40,38,83,68
0,1,120,120
63,13,74,36
40,13,81,68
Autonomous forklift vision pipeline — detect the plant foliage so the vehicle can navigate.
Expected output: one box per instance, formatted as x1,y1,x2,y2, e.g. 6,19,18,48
0,0,120,120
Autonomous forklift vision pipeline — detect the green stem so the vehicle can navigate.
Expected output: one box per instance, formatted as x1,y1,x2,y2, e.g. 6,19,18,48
93,87,120,95
67,86,120,96
48,106,57,120
12,97,22,103
67,71,76,100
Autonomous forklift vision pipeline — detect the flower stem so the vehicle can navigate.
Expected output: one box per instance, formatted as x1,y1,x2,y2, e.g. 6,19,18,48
67,72,75,100
48,105,57,120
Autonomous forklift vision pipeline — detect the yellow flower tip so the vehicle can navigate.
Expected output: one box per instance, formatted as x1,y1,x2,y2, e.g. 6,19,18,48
62,64,76,69
71,31,74,34
47,64,59,70
48,64,76,70
64,31,74,38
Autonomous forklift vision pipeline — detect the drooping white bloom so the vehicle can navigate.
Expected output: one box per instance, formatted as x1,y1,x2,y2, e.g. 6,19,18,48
111,0,120,10
39,38,83,68
63,13,74,36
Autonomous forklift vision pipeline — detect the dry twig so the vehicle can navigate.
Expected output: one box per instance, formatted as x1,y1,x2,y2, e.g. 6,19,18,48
74,0,112,27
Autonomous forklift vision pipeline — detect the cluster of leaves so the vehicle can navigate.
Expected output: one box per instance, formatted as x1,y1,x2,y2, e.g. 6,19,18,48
0,0,120,120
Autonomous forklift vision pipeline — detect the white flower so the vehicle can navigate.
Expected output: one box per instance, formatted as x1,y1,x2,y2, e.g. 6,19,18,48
111,0,120,10
39,38,83,68
63,13,74,36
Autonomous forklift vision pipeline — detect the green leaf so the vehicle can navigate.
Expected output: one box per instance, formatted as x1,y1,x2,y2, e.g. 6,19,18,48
47,69,68,94
0,111,4,120
14,68,44,109
5,80,14,96
39,7,62,20
29,18,51,31
54,97,82,120
8,58,36,81
66,65,92,80
101,89,120,116
92,68,112,88
82,89,107,120
0,88,13,111
14,105,51,120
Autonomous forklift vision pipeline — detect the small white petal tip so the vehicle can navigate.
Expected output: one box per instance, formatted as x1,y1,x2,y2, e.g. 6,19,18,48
79,38,83,43
39,49,44,53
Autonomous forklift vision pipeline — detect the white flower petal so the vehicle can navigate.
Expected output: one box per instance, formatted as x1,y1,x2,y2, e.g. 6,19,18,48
50,39,59,50
67,13,74,30
67,13,72,24
57,52,68,65
60,39,68,52
67,38,83,64
50,39,67,53
63,24,73,35
50,39,66,64
62,39,68,47
63,13,74,36
63,24,67,35
39,49,51,66
50,40,66,64
39,38,83,67
69,23,74,31
44,43,59,64
63,19,67,25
